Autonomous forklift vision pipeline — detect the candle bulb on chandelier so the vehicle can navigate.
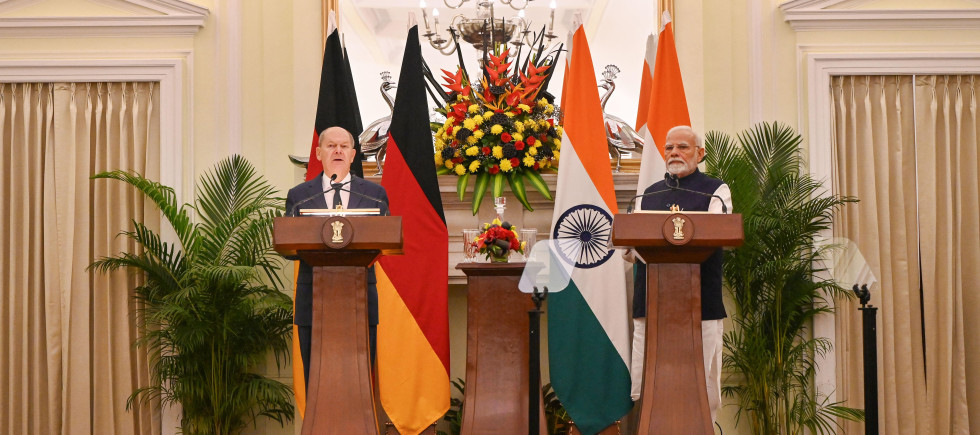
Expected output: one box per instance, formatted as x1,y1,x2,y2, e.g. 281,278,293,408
548,0,557,31
420,0,430,31
433,7,440,32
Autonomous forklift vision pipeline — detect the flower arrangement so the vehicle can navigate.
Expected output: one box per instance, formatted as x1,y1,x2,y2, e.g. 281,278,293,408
474,218,525,262
432,43,564,214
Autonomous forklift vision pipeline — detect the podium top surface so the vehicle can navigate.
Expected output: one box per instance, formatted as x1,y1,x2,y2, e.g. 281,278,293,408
273,215,403,256
611,213,744,249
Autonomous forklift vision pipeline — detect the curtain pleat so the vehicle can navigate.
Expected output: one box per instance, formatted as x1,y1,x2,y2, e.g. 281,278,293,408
831,75,929,434
0,82,160,435
915,75,979,435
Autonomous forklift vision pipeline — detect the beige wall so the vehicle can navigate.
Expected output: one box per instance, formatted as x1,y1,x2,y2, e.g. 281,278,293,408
4,0,980,434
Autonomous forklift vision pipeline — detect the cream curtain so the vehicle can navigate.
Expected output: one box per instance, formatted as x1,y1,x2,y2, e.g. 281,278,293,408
831,75,929,434
0,82,160,434
832,74,980,434
915,75,979,434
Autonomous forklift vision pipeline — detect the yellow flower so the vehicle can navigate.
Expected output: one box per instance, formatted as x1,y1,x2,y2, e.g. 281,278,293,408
436,127,445,137
538,120,550,129
454,164,466,175
523,121,536,132
452,126,462,136
484,111,494,119
469,160,481,172
538,98,548,107
523,156,536,167
490,124,504,135
466,136,479,145
434,140,444,151
491,217,502,226
468,104,479,113
528,146,538,156
513,133,524,142
553,138,561,148
504,112,515,118
553,151,560,161
518,104,531,112
555,125,564,136
492,146,504,159
463,119,477,130
445,160,454,169
465,146,480,156
473,114,484,125
545,104,555,114
500,159,513,172
473,130,484,139
514,122,525,133
435,154,444,165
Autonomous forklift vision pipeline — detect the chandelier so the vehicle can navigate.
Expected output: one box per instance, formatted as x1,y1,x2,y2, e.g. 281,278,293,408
419,0,559,56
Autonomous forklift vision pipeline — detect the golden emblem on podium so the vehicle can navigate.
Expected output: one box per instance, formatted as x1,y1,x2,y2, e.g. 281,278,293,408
331,220,345,243
672,216,686,240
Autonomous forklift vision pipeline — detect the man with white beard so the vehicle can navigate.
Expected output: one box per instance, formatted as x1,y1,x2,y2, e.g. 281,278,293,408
625,125,733,425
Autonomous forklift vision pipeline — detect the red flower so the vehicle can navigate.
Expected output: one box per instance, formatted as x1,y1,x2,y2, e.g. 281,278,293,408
501,132,512,143
547,119,555,126
489,165,500,174
515,140,525,151
509,237,520,250
533,162,540,170
510,158,520,168
482,147,491,156
526,136,536,146
452,157,463,164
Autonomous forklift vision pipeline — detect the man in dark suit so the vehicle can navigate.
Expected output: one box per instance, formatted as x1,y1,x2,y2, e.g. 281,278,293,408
285,126,389,388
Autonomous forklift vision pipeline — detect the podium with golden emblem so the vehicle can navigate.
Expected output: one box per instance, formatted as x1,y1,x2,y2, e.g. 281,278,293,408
612,211,743,434
273,213,402,435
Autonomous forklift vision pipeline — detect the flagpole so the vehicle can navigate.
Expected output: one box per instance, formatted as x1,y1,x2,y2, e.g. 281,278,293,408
658,0,674,28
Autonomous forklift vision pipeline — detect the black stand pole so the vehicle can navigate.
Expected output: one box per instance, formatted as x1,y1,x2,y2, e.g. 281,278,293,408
529,286,548,435
854,284,878,435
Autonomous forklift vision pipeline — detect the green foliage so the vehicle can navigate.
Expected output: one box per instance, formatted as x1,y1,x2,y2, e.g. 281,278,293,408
704,122,863,435
543,383,573,435
89,155,294,435
436,378,465,435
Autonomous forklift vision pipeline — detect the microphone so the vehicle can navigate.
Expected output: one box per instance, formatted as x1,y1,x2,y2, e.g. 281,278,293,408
664,172,729,214
329,186,390,216
626,188,673,213
626,172,684,213
288,174,347,216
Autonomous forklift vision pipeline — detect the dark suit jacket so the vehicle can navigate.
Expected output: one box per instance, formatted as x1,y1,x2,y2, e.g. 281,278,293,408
284,173,390,327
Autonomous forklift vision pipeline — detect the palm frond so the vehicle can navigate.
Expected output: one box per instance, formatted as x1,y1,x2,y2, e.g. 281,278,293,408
709,122,863,434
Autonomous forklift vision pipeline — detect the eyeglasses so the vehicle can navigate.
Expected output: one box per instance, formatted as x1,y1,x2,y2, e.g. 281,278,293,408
664,144,699,153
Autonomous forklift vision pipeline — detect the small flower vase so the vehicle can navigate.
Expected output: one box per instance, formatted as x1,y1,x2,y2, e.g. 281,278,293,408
488,245,509,263
490,252,510,263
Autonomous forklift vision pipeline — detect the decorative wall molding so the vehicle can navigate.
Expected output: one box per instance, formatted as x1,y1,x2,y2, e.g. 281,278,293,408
0,52,193,209
780,0,980,30
0,0,208,37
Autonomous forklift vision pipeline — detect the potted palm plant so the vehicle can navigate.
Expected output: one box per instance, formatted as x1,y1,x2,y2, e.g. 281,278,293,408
704,122,864,434
89,155,294,435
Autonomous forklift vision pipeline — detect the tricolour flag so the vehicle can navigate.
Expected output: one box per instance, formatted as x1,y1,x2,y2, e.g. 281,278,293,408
635,11,690,194
377,25,450,435
292,13,365,416
548,24,633,435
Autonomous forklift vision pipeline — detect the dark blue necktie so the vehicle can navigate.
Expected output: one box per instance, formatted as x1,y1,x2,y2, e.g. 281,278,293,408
331,182,343,208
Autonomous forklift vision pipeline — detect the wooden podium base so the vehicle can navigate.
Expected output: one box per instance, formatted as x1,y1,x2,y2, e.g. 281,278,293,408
636,263,713,434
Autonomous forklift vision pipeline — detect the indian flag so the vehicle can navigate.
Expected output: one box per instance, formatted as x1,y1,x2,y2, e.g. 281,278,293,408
548,24,633,435
636,11,690,195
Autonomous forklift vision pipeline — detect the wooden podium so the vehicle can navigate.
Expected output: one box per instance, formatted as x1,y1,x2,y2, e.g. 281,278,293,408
612,212,743,434
273,215,403,435
456,263,546,435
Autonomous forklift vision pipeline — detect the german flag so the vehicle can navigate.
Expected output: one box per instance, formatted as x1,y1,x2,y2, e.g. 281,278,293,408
376,25,450,435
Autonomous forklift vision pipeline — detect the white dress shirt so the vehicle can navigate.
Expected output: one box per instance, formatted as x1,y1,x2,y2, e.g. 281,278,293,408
321,172,352,209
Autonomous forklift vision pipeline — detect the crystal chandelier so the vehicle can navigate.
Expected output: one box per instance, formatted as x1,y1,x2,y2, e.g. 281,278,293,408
419,0,559,56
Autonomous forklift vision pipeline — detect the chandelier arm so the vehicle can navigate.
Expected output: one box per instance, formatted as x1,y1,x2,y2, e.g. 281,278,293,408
501,0,531,11
442,0,468,9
